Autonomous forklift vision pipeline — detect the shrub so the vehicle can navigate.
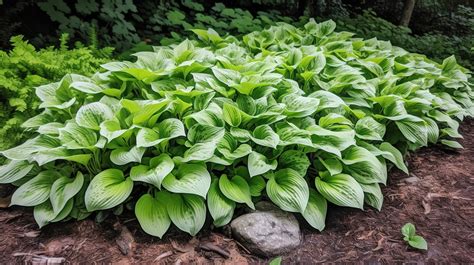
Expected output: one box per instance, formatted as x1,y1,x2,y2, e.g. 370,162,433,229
0,20,472,237
0,34,112,150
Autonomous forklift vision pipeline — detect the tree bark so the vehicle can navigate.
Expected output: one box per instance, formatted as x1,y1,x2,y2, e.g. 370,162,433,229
399,0,416,27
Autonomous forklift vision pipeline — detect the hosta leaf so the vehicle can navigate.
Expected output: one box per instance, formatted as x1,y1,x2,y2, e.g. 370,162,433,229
217,133,252,160
360,183,383,211
2,135,61,160
219,174,254,209
130,154,174,189
302,189,327,231
212,67,240,87
318,157,343,176
315,174,364,209
70,81,105,94
248,151,278,178
110,146,146,165
379,142,408,174
11,171,59,206
180,142,217,162
396,120,428,146
441,139,463,149
50,172,84,214
0,160,34,184
34,199,73,228
59,122,98,149
208,179,235,227
135,193,171,238
162,164,211,198
250,125,280,148
100,120,128,142
282,94,319,118
355,116,386,141
136,118,186,147
278,150,310,176
187,124,225,144
342,146,387,184
76,102,114,130
249,175,266,196
223,103,242,127
166,193,206,236
85,169,133,211
266,169,309,213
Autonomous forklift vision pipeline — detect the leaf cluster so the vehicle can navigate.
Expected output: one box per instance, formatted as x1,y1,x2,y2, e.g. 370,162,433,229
0,34,112,150
1,20,472,238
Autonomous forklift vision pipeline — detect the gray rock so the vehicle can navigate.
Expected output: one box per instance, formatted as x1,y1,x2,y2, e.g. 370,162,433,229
230,201,301,257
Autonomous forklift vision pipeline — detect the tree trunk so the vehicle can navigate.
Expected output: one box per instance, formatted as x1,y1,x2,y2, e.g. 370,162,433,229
399,0,416,27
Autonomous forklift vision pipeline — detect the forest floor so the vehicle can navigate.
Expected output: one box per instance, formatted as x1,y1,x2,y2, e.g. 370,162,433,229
1,119,473,264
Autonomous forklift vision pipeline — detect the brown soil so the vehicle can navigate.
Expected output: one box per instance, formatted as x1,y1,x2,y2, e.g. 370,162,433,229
1,119,473,264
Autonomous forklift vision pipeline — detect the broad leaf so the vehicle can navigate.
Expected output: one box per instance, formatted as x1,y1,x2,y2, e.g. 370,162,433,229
315,174,364,209
207,179,235,227
266,169,309,213
162,164,211,198
85,169,133,211
135,192,171,238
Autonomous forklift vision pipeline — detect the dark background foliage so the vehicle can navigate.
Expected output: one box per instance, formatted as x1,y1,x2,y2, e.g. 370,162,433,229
0,0,472,68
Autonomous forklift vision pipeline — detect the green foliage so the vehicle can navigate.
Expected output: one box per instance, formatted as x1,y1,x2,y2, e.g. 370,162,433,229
333,10,474,70
37,0,140,50
1,20,472,238
401,223,428,250
0,35,112,150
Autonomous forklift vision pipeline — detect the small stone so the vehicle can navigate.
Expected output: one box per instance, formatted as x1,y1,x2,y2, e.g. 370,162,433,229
403,175,420,183
230,201,301,257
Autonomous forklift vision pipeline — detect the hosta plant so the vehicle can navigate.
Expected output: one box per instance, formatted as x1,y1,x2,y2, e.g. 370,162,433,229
1,20,472,237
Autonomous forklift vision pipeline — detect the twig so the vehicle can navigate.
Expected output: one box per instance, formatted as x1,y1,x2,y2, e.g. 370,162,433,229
199,242,230,258
153,251,173,262
232,239,251,254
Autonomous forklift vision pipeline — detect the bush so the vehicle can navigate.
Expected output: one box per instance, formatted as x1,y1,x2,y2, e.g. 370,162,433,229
0,20,472,237
333,10,474,70
0,34,112,150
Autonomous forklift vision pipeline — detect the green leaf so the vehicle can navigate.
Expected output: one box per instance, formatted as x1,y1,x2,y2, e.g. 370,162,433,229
223,103,242,127
250,125,280,148
248,151,278,178
282,94,319,118
11,171,58,207
59,122,98,149
166,193,206,236
136,118,186,147
396,120,428,146
269,257,282,265
318,157,343,176
342,146,387,184
441,139,463,149
217,133,252,160
302,189,327,231
360,183,383,211
162,164,211,198
409,236,428,250
135,193,171,238
50,172,84,214
315,174,364,209
219,174,254,209
100,120,128,142
0,160,34,184
401,223,416,239
207,179,235,227
355,116,386,141
85,169,133,211
34,199,73,228
278,150,310,177
379,142,408,174
110,146,146,165
76,102,114,130
266,169,309,213
249,175,266,196
130,154,174,189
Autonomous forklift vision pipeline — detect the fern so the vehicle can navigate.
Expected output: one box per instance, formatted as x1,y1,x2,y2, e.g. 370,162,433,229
0,35,112,150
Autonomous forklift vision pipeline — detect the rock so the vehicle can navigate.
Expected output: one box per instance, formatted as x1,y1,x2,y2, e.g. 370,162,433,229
230,201,301,257
403,175,420,184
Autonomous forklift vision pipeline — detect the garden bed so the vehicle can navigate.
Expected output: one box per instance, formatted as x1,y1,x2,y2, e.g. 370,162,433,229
1,119,472,264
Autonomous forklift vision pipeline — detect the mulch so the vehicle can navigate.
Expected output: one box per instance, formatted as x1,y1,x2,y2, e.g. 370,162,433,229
1,119,473,264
